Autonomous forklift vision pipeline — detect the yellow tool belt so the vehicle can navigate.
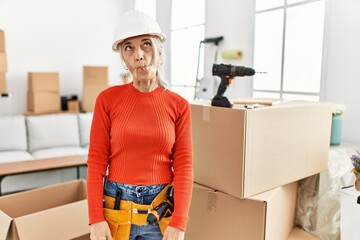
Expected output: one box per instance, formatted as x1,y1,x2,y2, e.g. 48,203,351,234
103,182,173,240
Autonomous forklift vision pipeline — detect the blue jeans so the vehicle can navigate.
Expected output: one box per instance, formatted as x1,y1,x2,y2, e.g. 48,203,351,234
104,180,168,240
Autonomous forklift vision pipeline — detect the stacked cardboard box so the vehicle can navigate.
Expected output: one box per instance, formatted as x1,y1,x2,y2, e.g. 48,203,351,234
27,72,61,113
188,101,332,240
0,180,89,240
82,66,109,112
0,30,7,93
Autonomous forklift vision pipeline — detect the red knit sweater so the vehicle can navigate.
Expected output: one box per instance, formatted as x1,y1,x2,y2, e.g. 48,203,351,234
86,83,193,231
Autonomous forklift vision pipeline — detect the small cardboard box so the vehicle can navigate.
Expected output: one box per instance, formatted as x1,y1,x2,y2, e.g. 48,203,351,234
340,186,360,240
28,72,60,92
0,180,89,240
83,66,108,85
27,91,61,113
0,30,5,52
0,73,6,93
191,101,332,199
0,52,7,72
82,83,108,112
186,181,298,240
68,99,80,112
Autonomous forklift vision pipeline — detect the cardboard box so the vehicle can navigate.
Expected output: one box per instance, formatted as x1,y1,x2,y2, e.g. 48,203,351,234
0,30,5,52
0,73,6,93
28,72,60,92
0,52,7,72
82,83,108,112
83,66,108,85
68,100,80,112
288,227,319,240
0,180,89,240
27,91,61,113
340,186,360,240
186,181,298,240
191,101,332,199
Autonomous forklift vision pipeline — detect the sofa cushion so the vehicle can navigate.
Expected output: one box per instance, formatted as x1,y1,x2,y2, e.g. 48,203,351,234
0,150,34,163
27,114,80,152
31,146,88,159
78,112,93,147
0,115,28,151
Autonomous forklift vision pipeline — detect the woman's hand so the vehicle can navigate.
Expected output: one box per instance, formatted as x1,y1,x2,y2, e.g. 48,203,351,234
162,226,185,240
90,221,113,240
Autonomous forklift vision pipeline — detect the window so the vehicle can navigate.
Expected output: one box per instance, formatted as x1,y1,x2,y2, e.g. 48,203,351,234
170,0,205,101
253,0,325,101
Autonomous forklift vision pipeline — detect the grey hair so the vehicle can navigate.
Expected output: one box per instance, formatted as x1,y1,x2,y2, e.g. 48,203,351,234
118,36,168,89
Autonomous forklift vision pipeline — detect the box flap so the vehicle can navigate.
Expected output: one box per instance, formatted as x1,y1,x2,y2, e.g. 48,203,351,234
15,200,89,240
0,180,86,218
0,210,11,240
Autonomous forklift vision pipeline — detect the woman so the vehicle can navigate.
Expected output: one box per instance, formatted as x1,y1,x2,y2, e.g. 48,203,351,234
87,10,193,240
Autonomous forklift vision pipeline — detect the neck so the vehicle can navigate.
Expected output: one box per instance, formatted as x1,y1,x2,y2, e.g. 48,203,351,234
132,79,159,92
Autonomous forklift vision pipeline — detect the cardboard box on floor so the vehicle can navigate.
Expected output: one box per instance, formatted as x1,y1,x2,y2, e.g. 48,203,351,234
28,72,60,92
186,181,298,240
0,180,89,240
191,101,332,199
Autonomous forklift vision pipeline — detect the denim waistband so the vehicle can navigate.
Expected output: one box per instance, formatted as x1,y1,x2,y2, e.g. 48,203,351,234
104,180,168,199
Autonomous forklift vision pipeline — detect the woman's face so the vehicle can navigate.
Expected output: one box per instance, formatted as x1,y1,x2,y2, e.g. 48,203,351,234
120,35,161,81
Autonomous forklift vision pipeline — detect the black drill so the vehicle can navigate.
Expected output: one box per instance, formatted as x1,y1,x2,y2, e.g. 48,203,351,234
211,63,256,108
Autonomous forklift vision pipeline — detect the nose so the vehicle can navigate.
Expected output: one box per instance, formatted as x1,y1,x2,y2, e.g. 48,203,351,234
135,47,144,61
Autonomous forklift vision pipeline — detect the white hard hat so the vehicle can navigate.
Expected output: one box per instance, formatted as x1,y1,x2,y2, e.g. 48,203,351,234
112,10,166,52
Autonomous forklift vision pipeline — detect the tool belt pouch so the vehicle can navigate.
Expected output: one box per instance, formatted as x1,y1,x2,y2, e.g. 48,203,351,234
103,196,131,240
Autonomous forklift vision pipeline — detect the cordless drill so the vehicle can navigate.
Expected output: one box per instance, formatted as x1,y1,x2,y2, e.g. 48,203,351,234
211,63,256,108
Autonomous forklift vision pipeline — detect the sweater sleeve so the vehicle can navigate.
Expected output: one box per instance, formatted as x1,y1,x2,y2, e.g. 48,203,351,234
168,99,194,231
86,90,111,224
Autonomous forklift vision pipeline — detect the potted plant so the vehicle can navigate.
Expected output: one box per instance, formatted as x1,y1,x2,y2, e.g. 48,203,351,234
350,150,360,191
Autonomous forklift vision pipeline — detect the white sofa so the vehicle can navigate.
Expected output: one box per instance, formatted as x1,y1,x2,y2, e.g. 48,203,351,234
0,112,93,193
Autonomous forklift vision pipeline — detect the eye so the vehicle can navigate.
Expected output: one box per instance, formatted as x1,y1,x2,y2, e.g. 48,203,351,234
142,40,152,48
123,44,133,51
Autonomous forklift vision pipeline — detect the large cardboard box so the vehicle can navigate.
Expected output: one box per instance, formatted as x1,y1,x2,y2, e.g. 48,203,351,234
82,83,108,112
0,52,7,72
27,91,61,113
0,73,6,93
0,30,5,52
186,181,298,240
191,101,332,199
83,66,108,85
340,186,360,240
0,180,89,240
28,72,60,92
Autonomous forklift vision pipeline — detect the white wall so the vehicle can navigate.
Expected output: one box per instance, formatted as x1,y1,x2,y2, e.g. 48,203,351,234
322,0,360,144
0,0,132,114
205,0,255,99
